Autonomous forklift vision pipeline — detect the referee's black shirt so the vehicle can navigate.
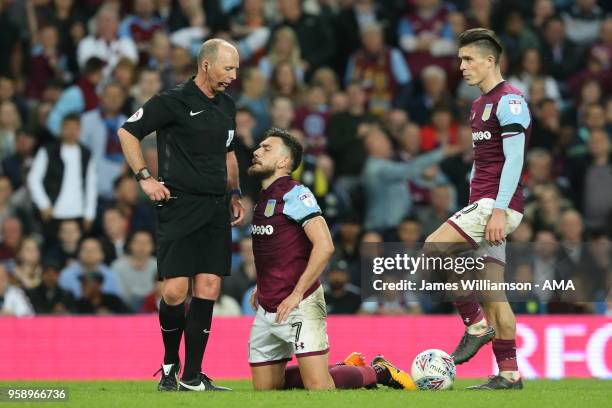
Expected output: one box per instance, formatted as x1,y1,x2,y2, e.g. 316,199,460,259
121,77,236,196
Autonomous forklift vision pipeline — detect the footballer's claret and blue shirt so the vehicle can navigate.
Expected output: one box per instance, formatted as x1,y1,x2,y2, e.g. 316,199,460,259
251,176,322,313
469,81,531,213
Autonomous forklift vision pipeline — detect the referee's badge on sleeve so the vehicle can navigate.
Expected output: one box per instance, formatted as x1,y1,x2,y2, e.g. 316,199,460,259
127,108,143,122
226,130,235,147
264,199,276,217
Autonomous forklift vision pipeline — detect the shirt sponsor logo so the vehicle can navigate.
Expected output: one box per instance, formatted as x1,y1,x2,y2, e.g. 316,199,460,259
226,130,235,147
472,131,492,141
264,199,276,217
481,103,493,121
127,108,143,122
251,225,274,235
509,99,522,115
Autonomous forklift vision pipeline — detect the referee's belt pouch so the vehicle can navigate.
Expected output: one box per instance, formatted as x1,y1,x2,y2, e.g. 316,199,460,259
156,192,213,242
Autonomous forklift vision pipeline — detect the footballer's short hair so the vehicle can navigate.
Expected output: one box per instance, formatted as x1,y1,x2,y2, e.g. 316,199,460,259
264,127,303,172
458,28,503,64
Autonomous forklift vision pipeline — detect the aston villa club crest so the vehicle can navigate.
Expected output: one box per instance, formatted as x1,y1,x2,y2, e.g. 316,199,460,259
264,199,276,217
481,103,493,121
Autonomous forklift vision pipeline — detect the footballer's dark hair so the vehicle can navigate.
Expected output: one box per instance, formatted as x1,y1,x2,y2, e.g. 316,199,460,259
458,28,503,64
264,127,303,172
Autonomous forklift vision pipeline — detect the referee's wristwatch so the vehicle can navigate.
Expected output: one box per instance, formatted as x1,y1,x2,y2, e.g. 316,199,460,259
134,167,152,181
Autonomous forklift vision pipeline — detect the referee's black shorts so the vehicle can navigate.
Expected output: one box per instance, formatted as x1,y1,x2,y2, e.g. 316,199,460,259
156,195,231,280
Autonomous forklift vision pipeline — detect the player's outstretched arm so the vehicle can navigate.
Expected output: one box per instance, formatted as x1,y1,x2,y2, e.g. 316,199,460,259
275,216,334,323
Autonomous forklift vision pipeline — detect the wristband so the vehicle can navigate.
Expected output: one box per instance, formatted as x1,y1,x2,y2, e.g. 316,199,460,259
229,188,242,198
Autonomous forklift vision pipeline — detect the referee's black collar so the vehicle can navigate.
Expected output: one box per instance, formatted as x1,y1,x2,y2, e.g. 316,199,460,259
185,76,222,103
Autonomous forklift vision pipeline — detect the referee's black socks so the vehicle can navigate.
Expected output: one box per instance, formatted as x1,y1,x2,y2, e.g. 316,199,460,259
182,297,215,381
159,299,186,365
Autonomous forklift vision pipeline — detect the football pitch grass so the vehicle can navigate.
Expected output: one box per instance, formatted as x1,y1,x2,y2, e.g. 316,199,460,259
1,379,610,408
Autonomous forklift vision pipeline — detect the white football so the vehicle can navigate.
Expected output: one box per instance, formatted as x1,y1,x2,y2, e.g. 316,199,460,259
411,349,456,390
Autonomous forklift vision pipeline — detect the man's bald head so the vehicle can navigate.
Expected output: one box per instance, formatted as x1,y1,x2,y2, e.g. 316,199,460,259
195,38,240,94
197,39,237,69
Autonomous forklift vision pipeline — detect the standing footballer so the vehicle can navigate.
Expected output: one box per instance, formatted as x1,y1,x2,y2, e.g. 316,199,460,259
246,128,415,391
118,39,245,391
424,28,530,390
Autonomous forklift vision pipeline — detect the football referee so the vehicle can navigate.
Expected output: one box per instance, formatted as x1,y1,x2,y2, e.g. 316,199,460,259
118,39,245,391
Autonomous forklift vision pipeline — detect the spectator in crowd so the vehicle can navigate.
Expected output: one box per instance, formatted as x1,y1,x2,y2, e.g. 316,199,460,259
77,5,138,81
531,98,562,152
292,85,329,155
74,270,129,315
419,104,459,152
562,0,607,46
0,1,22,78
498,10,541,68
333,0,396,76
130,68,162,113
258,26,305,84
111,229,157,312
568,129,612,231
112,59,138,116
345,23,411,117
523,148,567,204
12,237,43,290
531,0,556,32
26,259,74,314
361,124,455,231
28,114,96,242
324,260,361,315
439,124,472,206
148,32,174,89
269,61,303,101
79,82,127,200
0,264,33,316
46,57,105,136
540,16,583,81
269,95,296,131
224,236,256,306
232,108,259,199
590,17,612,72
106,174,155,234
229,0,271,63
43,219,81,268
311,67,340,104
395,216,422,245
26,24,71,100
0,77,27,125
0,101,21,160
360,273,422,315
99,207,128,265
408,65,455,125
0,217,23,262
397,0,456,79
140,280,162,313
327,82,378,195
58,237,121,298
509,48,561,104
213,289,242,317
1,129,37,191
0,176,29,238
272,0,335,77
237,67,270,140
416,184,455,237
118,0,165,66
526,184,573,233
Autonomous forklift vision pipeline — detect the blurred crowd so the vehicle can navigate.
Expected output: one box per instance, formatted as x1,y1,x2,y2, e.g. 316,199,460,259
0,0,610,317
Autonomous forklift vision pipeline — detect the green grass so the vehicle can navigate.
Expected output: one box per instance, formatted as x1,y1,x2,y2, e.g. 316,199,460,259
0,379,610,408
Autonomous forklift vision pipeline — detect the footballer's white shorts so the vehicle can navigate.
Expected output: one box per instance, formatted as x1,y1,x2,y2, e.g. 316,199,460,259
446,198,523,265
248,286,329,367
